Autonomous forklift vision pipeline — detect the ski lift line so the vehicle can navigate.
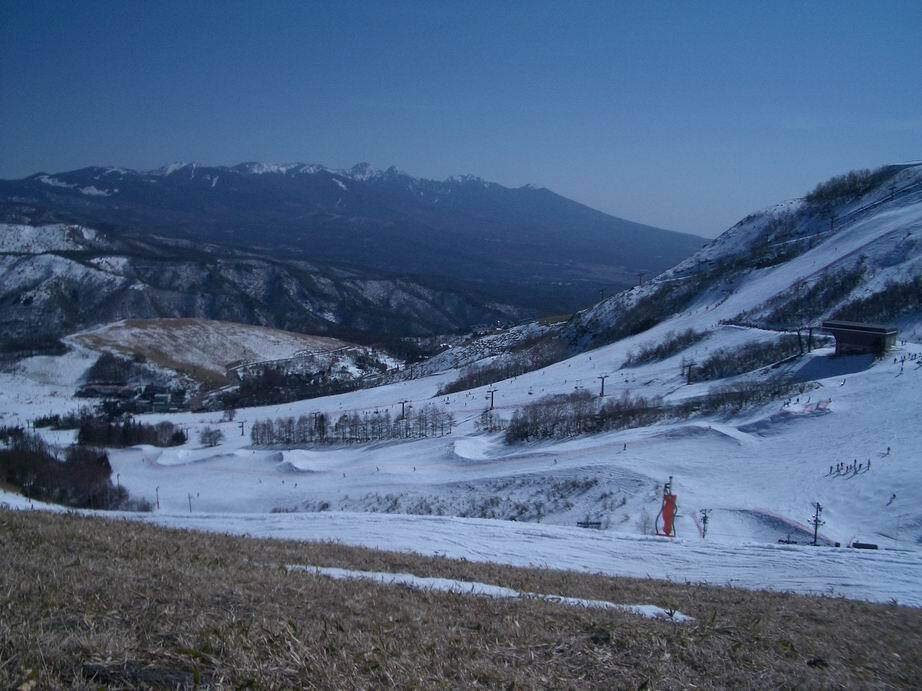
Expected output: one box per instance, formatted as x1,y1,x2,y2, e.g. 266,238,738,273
834,178,922,224
765,182,922,252
659,178,922,283
763,228,837,250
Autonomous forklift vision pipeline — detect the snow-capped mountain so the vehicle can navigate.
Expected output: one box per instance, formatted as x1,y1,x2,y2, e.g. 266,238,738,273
0,162,704,315
0,224,522,355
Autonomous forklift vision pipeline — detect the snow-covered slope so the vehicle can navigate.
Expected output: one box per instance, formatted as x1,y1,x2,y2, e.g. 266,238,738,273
0,223,520,352
0,223,103,252
567,163,922,348
3,164,922,606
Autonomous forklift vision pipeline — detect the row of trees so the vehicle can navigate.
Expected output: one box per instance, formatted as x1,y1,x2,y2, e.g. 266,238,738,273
437,340,568,395
33,406,95,430
222,367,362,409
694,335,803,381
77,418,187,448
760,265,866,328
251,403,456,446
622,329,706,367
504,380,806,443
505,390,663,442
833,277,922,324
0,334,67,358
474,408,507,433
0,434,138,509
804,166,899,206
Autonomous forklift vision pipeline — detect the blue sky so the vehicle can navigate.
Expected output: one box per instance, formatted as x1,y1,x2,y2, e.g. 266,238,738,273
1,1,920,237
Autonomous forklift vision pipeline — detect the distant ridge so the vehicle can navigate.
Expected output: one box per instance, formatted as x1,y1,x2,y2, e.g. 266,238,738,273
0,161,704,314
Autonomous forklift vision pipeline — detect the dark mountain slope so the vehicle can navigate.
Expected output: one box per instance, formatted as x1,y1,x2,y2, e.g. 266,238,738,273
0,163,703,313
0,223,520,355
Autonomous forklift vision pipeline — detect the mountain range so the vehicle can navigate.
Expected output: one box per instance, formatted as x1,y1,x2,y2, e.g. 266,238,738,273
0,162,704,316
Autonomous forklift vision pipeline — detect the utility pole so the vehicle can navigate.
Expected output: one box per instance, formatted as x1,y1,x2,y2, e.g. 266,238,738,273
597,375,608,398
699,508,712,539
486,388,498,410
155,486,160,510
398,400,410,420
238,421,246,437
810,502,824,546
683,361,696,385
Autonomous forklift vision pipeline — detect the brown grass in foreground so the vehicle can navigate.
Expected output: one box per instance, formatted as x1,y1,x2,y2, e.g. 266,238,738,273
1,508,920,689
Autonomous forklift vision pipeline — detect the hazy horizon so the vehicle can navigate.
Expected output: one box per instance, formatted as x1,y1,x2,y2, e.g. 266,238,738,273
2,1,920,238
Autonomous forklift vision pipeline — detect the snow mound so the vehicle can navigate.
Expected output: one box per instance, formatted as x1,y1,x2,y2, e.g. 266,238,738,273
277,461,318,474
451,437,500,461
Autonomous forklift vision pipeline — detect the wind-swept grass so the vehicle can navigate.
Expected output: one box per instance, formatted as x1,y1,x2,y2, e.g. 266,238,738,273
1,509,920,688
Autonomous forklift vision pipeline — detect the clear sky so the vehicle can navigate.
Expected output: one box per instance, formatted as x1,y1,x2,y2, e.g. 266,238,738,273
1,1,920,237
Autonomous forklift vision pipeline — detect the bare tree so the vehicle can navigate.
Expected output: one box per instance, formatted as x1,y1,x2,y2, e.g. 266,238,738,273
199,426,224,448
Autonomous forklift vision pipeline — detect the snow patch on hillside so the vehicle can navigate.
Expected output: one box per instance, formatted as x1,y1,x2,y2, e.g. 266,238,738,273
79,185,114,196
288,564,694,621
37,175,75,189
0,224,99,253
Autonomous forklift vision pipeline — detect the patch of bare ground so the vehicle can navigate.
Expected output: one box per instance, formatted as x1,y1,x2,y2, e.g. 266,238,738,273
73,319,350,388
1,508,919,689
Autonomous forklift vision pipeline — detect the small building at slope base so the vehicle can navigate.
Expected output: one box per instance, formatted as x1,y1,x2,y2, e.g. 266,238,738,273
821,320,898,356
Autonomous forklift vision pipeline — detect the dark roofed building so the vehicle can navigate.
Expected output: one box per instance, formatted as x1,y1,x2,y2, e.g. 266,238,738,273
821,320,898,356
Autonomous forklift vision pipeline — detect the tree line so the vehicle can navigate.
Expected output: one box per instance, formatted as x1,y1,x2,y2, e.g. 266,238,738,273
505,390,663,442
504,380,807,443
251,403,455,446
694,335,803,381
805,166,899,206
832,277,922,325
77,418,187,447
0,434,147,510
437,340,568,395
622,329,706,367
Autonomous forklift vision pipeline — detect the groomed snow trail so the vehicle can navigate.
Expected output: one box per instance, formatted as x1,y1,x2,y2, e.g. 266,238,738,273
135,510,922,607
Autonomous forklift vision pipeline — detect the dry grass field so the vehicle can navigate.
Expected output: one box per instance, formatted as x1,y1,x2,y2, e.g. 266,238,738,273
72,319,349,387
1,508,920,689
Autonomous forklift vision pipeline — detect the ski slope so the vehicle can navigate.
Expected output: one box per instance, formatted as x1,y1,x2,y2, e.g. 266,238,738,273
2,168,922,606
3,334,920,605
